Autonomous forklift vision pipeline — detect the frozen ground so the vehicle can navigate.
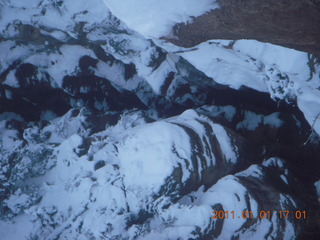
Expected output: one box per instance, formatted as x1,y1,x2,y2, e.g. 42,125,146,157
1,0,320,239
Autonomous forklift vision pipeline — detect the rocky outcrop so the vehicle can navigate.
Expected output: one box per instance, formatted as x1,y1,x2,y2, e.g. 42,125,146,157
1,106,319,239
1,0,320,239
166,0,320,56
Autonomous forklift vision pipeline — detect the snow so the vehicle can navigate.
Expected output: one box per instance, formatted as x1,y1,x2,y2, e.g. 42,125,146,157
0,121,20,151
198,105,237,122
280,175,289,185
174,39,320,134
201,175,254,239
0,0,318,239
118,121,191,190
102,0,219,38
211,123,238,164
237,111,263,131
262,157,285,169
0,112,23,121
315,180,320,202
2,0,320,136
0,105,302,240
264,112,283,128
178,41,270,92
142,203,212,239
100,34,179,95
41,109,91,144
139,55,173,94
26,45,95,87
177,39,312,94
4,191,32,214
0,215,34,240
3,70,19,87
40,110,58,121
174,109,239,166
237,111,283,131
40,29,69,42
233,40,310,76
0,108,247,239
297,92,320,134
236,164,263,179
0,40,36,75
0,0,110,38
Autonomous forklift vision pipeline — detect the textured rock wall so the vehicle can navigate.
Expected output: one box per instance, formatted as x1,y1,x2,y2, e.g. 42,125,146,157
167,0,320,56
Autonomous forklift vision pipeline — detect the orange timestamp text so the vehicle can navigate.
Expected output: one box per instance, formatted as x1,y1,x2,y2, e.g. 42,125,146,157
212,210,307,220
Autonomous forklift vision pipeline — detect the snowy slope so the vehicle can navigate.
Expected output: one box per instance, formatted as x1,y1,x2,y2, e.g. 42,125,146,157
176,40,320,134
0,109,306,239
1,0,320,239
142,158,299,240
102,0,219,39
101,0,320,135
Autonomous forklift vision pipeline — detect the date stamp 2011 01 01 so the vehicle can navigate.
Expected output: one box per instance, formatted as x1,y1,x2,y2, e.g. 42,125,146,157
212,210,307,220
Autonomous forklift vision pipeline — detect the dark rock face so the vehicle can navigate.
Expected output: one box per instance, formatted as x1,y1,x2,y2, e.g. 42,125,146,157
166,0,320,56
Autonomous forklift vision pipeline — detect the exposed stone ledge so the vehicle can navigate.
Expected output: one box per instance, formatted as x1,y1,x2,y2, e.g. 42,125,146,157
165,0,320,56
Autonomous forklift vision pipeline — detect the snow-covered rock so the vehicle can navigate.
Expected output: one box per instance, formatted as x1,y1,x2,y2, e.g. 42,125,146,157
0,108,312,239
1,0,320,239
175,40,320,135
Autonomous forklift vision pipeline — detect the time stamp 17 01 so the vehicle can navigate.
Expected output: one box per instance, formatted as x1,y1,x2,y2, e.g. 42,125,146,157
212,210,307,220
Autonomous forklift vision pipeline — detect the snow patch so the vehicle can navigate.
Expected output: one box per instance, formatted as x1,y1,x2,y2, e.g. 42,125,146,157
102,0,219,38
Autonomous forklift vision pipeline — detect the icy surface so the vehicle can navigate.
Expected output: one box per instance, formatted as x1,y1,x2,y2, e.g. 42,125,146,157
102,0,219,38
